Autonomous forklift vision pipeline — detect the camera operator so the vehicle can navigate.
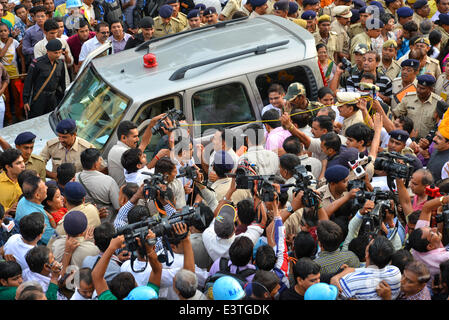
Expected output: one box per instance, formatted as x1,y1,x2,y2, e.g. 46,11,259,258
154,157,186,210
407,194,449,278
396,169,434,218
91,229,162,300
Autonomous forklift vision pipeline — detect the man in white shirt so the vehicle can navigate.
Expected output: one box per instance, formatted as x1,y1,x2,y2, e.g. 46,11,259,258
3,212,44,271
261,83,286,116
34,18,73,87
78,21,109,65
238,123,280,176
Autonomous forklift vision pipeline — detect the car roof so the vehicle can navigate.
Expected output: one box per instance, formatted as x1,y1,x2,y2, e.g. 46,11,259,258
92,15,317,102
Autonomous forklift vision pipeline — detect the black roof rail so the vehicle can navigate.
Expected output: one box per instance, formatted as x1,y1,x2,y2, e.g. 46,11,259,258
168,39,289,81
135,16,249,52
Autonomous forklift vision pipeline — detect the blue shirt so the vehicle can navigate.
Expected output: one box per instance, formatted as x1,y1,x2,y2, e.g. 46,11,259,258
15,197,55,245
22,24,44,57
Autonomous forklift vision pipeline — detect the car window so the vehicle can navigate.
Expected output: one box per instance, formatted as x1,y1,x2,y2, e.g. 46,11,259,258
191,82,255,136
57,67,129,150
133,95,182,158
255,65,318,107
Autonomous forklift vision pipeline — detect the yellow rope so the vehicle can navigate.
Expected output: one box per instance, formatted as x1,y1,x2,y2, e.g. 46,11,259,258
178,96,375,127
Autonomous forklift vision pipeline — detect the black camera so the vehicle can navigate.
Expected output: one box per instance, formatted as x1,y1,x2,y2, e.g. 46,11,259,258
424,129,436,145
341,57,352,71
141,172,167,201
177,165,199,181
151,108,186,135
257,178,277,202
291,164,319,209
374,152,414,180
114,205,207,272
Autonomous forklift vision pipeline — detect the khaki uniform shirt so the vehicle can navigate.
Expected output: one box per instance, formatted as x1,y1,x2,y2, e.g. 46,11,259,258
175,12,188,29
152,16,184,38
241,5,252,16
182,22,206,31
40,136,95,174
220,0,243,19
435,73,449,103
314,30,338,59
421,57,442,79
331,19,350,55
52,236,100,268
55,203,101,237
378,59,401,81
25,154,46,181
412,12,426,28
391,77,418,109
341,109,365,136
392,91,443,138
317,184,347,210
210,177,232,202
266,0,275,14
348,22,365,39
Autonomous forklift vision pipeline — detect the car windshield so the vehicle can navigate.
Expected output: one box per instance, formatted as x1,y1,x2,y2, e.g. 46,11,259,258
57,67,130,150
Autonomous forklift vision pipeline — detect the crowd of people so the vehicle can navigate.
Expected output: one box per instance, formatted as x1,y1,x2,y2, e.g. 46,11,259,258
0,0,447,302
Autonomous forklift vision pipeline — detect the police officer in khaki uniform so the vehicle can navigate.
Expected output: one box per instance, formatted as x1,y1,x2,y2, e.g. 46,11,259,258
331,5,352,62
391,59,419,108
288,1,300,18
350,18,383,64
314,14,338,59
414,37,442,79
435,13,449,50
301,0,320,17
385,0,400,21
322,0,351,20
392,74,443,139
167,0,189,29
248,0,268,18
301,10,318,33
412,0,431,27
219,0,244,20
40,119,96,180
153,4,184,38
183,9,205,30
14,132,46,181
348,6,372,38
272,0,289,19
379,39,401,81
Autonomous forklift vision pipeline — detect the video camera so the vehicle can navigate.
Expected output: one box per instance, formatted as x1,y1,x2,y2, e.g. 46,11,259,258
374,151,414,191
114,205,207,272
177,165,199,181
151,108,186,135
341,57,352,72
290,164,320,209
424,129,436,145
141,172,167,201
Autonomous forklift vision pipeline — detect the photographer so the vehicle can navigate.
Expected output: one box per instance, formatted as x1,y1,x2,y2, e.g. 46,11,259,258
91,228,162,300
407,194,449,277
396,169,434,217
154,157,186,210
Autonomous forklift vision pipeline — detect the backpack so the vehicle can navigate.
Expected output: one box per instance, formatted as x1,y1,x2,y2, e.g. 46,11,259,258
101,0,123,24
203,257,256,299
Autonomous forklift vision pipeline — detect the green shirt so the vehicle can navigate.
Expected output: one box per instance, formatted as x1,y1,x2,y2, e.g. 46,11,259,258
98,282,160,300
0,286,17,300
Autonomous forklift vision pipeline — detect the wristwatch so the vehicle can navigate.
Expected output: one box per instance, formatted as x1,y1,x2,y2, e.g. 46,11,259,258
287,204,294,214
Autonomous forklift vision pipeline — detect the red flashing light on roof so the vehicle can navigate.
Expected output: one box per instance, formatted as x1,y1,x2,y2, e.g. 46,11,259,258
143,53,157,68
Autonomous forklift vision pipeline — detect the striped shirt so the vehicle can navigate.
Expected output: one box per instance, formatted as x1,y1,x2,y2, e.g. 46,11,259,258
314,249,360,276
339,265,402,300
346,69,393,97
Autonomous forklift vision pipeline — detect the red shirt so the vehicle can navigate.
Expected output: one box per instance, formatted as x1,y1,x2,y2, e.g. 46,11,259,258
50,207,68,224
67,31,96,64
